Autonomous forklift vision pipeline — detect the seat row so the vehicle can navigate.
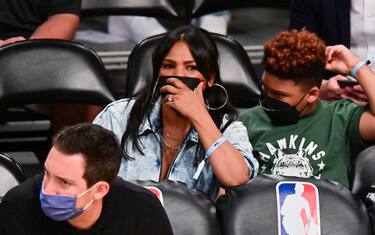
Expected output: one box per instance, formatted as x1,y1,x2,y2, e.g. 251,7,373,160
2,146,375,234
0,34,260,156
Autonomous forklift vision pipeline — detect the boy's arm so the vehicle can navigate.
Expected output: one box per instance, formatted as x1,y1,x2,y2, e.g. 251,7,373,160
355,65,375,141
326,45,375,142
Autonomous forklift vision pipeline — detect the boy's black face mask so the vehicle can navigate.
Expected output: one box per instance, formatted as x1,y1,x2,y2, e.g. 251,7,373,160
156,76,201,97
259,90,306,126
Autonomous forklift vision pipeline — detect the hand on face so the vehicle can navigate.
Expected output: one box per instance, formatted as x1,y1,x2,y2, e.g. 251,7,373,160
159,77,207,120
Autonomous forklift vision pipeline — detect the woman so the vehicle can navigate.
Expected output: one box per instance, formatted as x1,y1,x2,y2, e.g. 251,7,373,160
94,26,258,199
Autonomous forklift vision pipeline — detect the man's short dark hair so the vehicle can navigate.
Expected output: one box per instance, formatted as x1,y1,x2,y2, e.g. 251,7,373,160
53,123,122,187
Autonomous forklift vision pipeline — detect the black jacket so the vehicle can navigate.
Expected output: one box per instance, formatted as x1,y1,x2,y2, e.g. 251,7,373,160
0,174,173,235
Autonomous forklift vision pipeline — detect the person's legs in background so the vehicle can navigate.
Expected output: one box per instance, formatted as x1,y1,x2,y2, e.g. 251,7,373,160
197,11,231,35
108,16,167,43
107,11,232,43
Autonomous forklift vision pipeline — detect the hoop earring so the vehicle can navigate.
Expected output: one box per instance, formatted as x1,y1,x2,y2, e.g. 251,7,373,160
205,83,228,111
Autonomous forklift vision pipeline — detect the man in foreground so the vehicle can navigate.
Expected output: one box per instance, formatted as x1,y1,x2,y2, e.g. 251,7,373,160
0,123,173,234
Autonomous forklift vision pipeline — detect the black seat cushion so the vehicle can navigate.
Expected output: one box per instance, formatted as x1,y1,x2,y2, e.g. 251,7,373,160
0,39,114,155
351,146,375,200
0,39,114,108
133,180,220,235
216,175,371,235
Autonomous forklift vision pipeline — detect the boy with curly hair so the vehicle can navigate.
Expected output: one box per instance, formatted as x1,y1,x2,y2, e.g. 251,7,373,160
239,29,375,186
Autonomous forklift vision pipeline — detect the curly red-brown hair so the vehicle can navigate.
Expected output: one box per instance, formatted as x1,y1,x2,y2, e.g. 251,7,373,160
263,29,326,86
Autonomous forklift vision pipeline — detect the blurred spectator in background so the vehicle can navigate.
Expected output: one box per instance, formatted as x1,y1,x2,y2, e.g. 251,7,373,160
0,0,81,46
108,11,231,43
289,0,374,104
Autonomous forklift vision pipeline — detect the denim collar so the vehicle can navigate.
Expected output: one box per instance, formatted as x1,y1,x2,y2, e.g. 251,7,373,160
138,98,199,143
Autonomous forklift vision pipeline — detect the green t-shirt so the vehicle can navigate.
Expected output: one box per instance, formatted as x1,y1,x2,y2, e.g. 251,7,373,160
239,100,369,187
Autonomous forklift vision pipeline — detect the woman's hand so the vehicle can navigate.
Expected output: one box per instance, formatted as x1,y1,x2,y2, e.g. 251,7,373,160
160,77,251,186
159,77,209,121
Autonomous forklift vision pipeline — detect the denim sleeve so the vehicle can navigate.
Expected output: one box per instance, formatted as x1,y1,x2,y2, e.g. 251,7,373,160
93,99,134,142
222,119,259,178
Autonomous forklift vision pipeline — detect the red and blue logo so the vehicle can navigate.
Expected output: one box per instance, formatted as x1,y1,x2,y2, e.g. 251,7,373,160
276,181,320,235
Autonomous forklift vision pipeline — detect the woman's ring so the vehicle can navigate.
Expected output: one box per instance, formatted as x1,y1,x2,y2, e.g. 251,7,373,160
167,95,174,102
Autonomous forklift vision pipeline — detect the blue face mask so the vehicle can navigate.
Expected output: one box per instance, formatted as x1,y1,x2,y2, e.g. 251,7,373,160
39,181,95,221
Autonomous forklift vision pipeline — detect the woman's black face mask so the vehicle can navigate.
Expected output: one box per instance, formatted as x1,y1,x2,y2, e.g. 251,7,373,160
259,90,308,126
156,75,201,97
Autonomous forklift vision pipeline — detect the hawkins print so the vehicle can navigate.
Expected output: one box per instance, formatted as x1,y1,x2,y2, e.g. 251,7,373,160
258,135,326,179
271,149,313,178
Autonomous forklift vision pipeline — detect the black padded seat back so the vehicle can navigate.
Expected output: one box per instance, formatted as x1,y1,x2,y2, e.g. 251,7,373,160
0,39,115,108
216,175,371,235
351,146,375,200
0,153,25,200
133,180,220,235
126,33,260,108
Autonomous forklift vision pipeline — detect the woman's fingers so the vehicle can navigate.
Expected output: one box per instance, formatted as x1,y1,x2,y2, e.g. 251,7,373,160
165,78,187,89
159,84,179,95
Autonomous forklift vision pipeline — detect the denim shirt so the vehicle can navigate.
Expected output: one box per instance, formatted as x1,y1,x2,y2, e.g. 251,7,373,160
93,98,258,199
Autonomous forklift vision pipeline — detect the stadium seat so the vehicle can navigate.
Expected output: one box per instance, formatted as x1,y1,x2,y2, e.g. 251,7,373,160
133,180,220,235
351,146,375,200
126,33,260,108
0,39,115,158
216,175,371,235
350,146,375,233
0,153,25,202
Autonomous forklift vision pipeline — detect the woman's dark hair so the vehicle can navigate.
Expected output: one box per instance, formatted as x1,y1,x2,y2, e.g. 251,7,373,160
121,25,237,160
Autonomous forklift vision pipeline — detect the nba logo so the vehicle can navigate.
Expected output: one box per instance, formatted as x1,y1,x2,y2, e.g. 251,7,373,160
276,181,321,235
144,186,164,206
